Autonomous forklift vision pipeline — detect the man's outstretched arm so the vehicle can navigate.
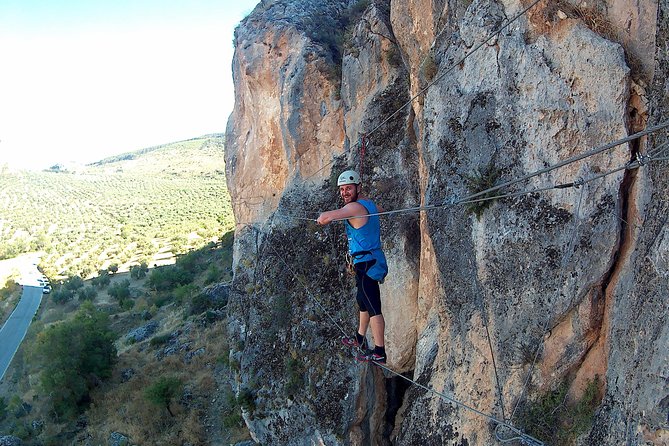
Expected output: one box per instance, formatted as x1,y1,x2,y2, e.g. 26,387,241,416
317,202,367,225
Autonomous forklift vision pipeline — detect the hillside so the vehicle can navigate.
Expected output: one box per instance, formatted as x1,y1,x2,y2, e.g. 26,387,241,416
0,234,252,445
0,135,233,280
87,134,226,177
0,135,252,445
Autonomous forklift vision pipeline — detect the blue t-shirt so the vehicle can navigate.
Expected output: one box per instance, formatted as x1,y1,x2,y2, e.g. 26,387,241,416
345,198,388,282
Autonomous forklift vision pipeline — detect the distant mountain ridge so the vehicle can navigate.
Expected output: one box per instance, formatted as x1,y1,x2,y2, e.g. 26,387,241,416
89,133,225,166
84,134,226,177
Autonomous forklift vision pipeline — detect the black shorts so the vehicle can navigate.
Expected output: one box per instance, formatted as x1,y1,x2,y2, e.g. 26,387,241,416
354,260,382,317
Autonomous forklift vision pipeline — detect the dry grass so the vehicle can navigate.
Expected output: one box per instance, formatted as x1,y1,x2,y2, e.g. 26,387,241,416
525,0,616,40
419,52,439,85
0,291,20,325
564,3,616,41
85,320,240,445
197,374,217,394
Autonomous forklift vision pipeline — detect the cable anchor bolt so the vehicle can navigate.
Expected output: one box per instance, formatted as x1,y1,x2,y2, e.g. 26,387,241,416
636,151,651,166
442,195,459,207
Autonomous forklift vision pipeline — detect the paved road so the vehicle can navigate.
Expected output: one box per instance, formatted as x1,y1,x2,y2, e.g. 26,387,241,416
0,285,43,381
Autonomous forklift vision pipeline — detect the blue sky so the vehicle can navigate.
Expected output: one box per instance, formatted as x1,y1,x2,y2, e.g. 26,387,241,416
0,0,259,169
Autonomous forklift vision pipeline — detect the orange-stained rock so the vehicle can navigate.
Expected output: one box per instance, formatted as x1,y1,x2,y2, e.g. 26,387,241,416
225,1,668,444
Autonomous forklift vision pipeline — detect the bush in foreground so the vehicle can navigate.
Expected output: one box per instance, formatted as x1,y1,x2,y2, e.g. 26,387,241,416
31,302,117,420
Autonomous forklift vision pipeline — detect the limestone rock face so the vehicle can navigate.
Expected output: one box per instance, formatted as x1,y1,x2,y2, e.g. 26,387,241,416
225,0,347,228
225,0,667,444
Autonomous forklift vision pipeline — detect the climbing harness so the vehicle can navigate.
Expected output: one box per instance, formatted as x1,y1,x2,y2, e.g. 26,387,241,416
345,252,355,276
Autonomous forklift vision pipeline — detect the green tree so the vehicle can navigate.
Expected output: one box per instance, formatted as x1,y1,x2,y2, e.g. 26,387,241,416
144,377,182,417
130,262,147,279
51,288,75,304
78,286,97,301
91,271,111,288
177,251,200,274
146,265,193,292
174,284,198,305
63,275,84,291
108,279,131,303
31,301,117,420
204,264,221,284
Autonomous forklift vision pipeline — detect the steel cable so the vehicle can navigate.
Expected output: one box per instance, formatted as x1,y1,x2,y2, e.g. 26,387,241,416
301,0,543,183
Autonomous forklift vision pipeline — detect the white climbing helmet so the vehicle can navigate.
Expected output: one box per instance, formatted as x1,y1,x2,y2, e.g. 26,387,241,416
337,170,361,186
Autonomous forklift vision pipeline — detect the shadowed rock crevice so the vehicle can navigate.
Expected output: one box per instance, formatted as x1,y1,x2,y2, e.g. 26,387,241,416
383,371,413,441
567,82,650,400
350,366,387,445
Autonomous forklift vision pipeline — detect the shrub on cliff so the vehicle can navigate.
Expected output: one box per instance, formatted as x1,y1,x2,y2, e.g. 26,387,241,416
146,265,194,292
284,356,304,398
144,376,183,417
517,376,601,445
464,161,502,219
303,0,371,67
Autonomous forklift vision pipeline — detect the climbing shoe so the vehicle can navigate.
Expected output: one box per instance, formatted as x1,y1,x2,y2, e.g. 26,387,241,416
355,351,386,364
342,335,368,350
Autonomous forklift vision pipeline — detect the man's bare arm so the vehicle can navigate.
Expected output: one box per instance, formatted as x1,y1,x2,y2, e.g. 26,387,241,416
317,202,368,225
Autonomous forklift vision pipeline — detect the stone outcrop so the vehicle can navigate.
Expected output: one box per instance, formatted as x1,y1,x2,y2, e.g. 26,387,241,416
203,281,231,306
125,321,158,343
108,432,130,446
225,0,666,444
0,436,22,446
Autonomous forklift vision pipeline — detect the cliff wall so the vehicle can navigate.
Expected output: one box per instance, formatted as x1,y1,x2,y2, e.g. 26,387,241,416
225,0,667,444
